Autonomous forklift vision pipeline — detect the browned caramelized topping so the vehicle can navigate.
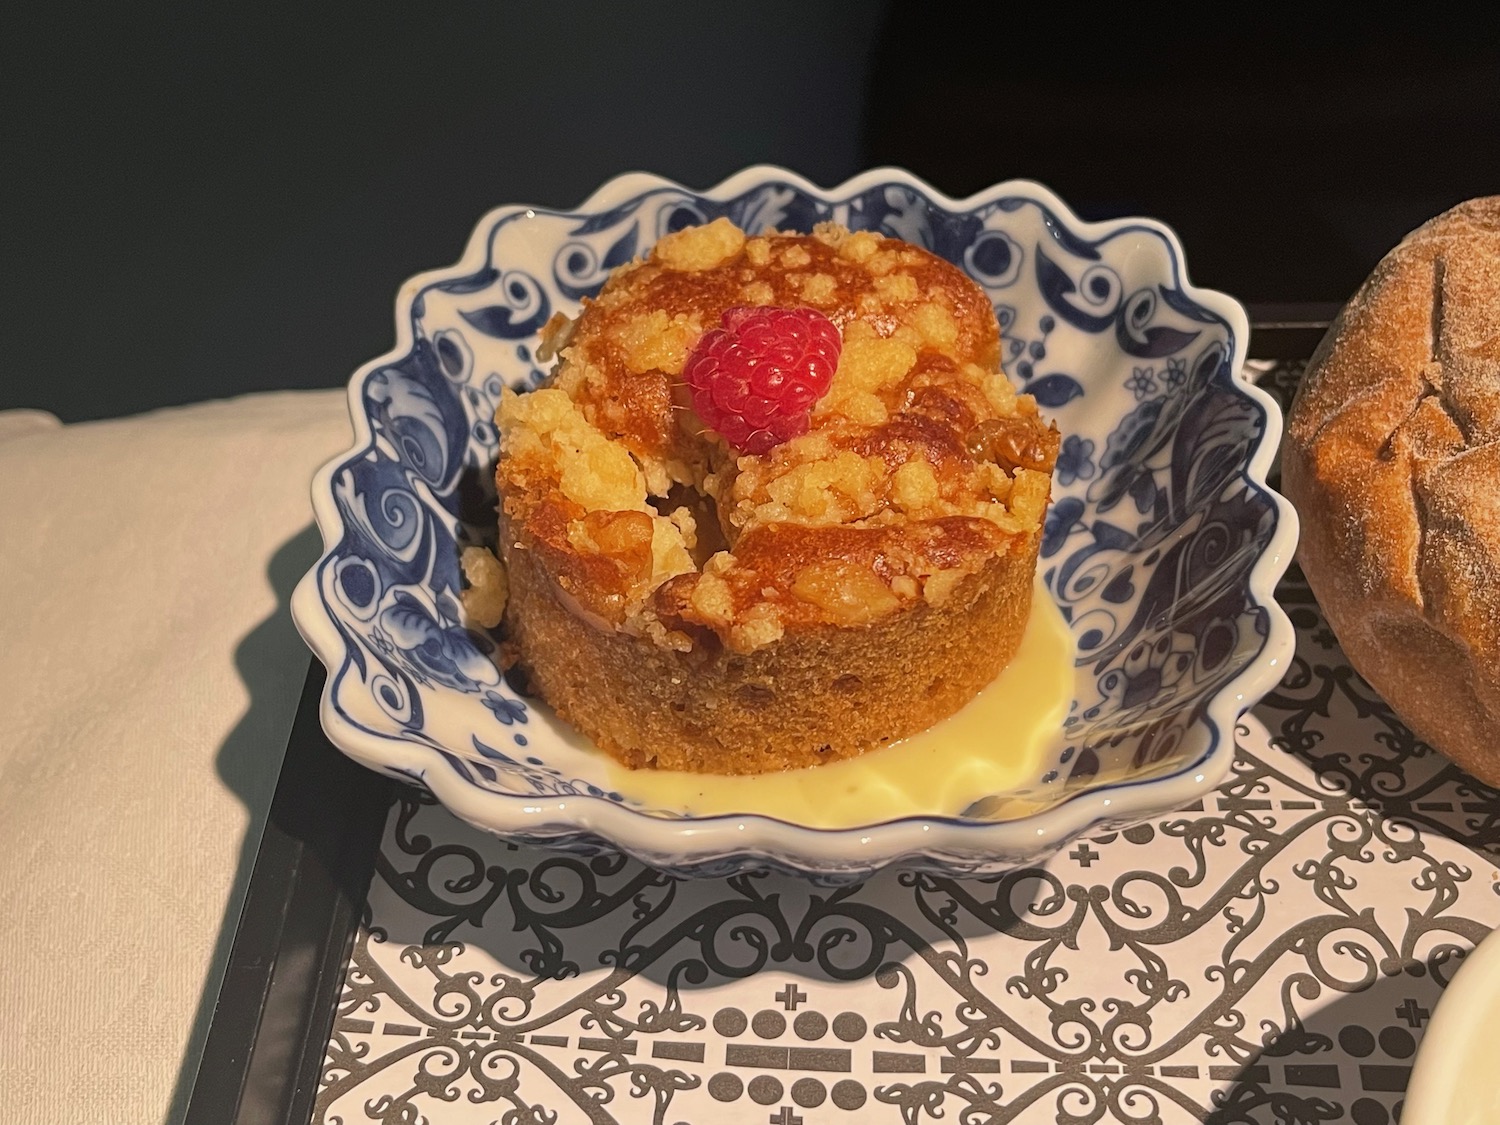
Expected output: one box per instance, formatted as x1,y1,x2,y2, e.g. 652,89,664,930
966,415,1062,476
495,219,1056,651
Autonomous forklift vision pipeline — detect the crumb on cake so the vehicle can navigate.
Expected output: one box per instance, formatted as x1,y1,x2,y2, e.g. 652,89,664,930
459,545,508,628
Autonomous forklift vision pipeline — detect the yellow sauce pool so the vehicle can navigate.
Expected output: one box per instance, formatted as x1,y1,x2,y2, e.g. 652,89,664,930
601,586,1074,827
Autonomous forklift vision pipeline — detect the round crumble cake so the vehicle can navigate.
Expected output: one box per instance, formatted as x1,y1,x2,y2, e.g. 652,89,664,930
488,218,1058,774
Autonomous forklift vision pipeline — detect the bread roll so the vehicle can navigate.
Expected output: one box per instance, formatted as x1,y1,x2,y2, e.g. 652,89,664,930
1282,197,1500,785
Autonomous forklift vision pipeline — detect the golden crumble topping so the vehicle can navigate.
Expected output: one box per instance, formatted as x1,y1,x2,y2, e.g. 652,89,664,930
496,218,1057,653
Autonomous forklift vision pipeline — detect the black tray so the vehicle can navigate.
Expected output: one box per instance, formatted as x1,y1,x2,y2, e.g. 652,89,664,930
181,307,1331,1125
182,663,396,1125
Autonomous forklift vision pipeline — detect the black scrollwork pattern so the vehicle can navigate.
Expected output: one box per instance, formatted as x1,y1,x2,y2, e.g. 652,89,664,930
314,491,1500,1123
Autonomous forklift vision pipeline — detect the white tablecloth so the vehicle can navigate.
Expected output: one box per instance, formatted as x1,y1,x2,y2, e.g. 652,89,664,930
0,392,351,1125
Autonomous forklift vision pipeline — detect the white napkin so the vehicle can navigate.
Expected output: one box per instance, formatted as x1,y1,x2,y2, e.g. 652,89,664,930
0,391,351,1125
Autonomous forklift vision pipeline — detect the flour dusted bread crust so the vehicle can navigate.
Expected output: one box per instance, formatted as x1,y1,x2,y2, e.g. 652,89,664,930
495,219,1057,774
1282,197,1500,785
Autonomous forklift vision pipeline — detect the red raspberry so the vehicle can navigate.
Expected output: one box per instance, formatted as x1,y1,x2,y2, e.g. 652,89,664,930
681,306,842,455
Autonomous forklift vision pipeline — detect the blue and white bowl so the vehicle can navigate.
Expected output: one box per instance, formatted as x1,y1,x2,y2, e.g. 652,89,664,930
291,167,1297,881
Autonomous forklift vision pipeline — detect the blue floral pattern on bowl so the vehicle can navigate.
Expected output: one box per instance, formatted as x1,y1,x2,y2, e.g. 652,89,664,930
292,167,1297,882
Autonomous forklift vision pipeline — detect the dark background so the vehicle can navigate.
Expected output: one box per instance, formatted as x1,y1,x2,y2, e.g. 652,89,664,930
6,2,1500,422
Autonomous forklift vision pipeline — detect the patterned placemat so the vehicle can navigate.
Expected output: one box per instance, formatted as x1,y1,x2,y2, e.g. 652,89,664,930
313,364,1500,1125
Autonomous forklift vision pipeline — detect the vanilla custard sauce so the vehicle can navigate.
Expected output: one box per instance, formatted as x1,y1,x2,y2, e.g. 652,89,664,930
601,585,1074,827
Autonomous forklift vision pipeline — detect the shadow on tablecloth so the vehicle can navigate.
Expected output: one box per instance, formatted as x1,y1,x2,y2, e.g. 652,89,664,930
165,524,323,1125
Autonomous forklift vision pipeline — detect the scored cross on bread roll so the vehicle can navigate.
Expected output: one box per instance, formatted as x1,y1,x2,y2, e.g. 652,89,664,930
1282,197,1500,785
